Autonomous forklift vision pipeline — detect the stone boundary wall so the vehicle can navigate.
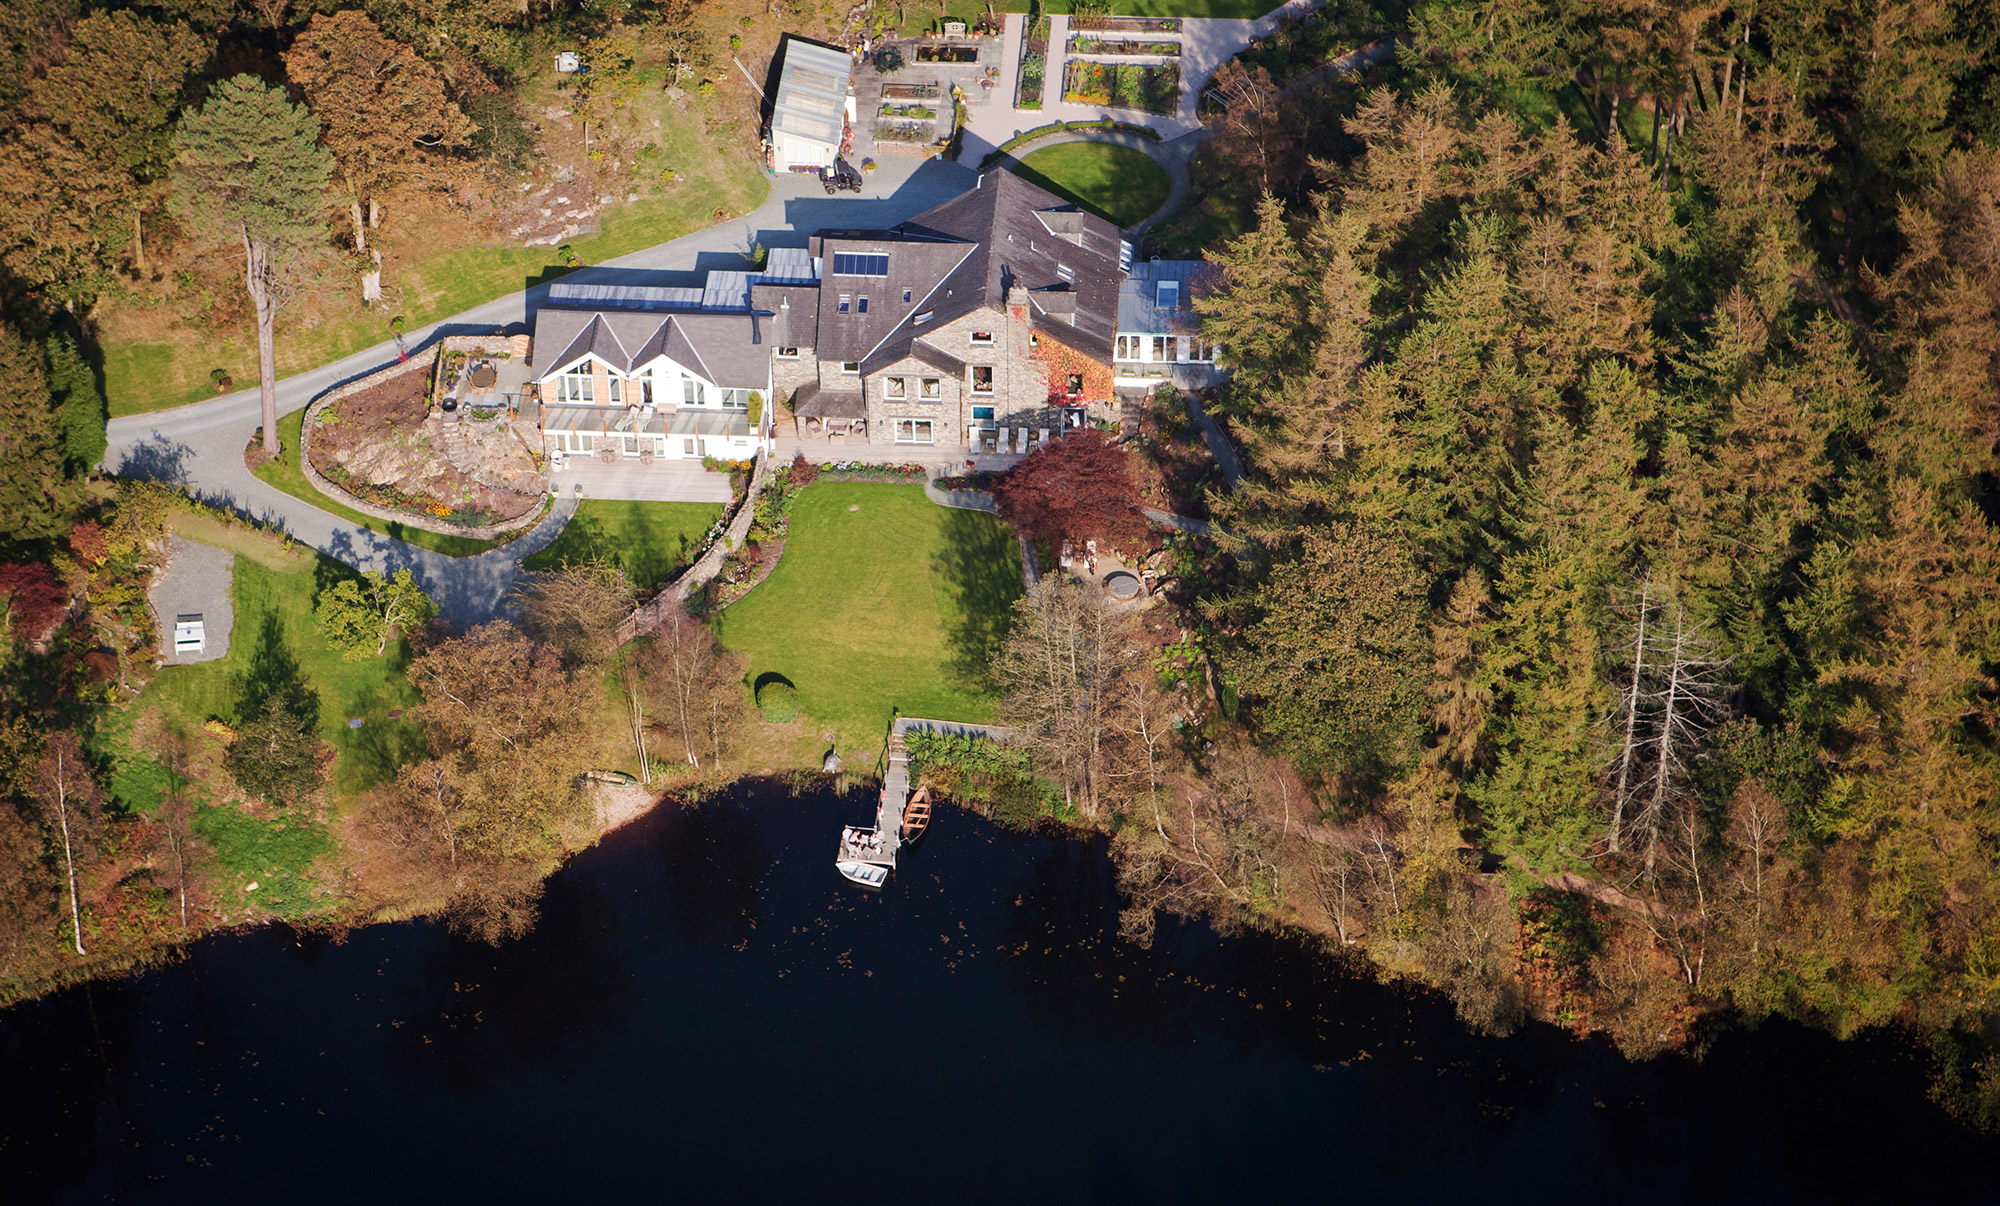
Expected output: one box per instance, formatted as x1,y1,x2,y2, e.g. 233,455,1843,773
612,449,774,645
298,338,545,542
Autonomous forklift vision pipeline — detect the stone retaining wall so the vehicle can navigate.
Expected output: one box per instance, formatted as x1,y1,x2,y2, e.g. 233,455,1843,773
612,449,773,645
297,338,546,542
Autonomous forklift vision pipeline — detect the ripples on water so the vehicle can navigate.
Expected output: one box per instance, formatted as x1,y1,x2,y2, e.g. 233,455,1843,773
3,780,1997,1204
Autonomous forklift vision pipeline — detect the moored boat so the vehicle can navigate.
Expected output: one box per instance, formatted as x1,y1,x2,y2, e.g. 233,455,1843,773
901,785,932,843
837,860,889,888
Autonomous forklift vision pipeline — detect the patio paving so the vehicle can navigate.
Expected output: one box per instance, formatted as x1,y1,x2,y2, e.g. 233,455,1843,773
548,457,733,502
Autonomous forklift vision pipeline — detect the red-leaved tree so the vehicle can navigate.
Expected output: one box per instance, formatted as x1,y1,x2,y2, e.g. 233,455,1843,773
0,561,70,642
992,430,1148,550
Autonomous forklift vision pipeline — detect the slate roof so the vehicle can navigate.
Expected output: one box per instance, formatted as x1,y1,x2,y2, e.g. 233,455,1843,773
533,308,769,388
1119,260,1216,335
813,234,978,365
790,380,866,419
752,283,820,348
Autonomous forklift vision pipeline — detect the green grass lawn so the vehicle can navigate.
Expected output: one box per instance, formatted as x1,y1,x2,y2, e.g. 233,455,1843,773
715,482,1022,765
251,408,504,558
523,499,723,592
1014,142,1173,229
123,550,426,804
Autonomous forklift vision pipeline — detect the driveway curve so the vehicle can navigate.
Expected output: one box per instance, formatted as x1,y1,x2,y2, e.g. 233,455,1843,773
105,157,978,627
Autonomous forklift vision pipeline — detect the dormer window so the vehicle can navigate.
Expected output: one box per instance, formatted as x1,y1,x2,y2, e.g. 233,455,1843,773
776,347,800,359
1156,279,1180,308
858,296,869,314
841,361,860,375
970,331,994,345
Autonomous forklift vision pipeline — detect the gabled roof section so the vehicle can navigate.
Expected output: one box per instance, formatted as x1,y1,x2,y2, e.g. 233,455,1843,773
753,283,820,348
532,307,769,388
897,169,1124,361
814,233,978,363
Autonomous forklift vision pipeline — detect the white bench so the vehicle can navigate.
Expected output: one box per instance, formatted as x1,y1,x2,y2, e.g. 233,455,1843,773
173,614,206,656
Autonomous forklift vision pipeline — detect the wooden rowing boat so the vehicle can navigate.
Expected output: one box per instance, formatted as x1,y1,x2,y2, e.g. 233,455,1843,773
901,785,932,843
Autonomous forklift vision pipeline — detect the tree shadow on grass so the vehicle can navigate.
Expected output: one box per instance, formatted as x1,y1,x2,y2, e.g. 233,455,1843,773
234,610,320,731
932,507,1023,692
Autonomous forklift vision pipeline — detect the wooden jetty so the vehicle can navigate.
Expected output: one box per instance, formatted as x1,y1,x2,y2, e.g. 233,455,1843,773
832,717,1018,887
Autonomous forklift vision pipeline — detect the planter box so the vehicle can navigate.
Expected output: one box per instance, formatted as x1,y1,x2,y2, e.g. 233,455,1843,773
1070,15,1181,34
1066,37,1183,57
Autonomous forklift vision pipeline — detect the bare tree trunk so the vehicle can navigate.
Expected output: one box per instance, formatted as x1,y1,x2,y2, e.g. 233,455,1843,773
55,747,86,956
1609,578,1651,852
351,200,367,252
133,207,147,278
243,227,280,455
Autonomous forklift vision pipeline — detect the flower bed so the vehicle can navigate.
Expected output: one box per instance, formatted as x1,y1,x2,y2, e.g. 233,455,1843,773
1067,37,1183,58
882,81,941,99
1069,15,1180,34
876,122,937,143
915,44,979,63
814,461,930,482
1062,61,1181,115
1016,15,1049,109
879,103,937,119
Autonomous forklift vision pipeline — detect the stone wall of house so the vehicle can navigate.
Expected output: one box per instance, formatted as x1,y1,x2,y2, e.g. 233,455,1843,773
772,350,818,430
298,339,547,542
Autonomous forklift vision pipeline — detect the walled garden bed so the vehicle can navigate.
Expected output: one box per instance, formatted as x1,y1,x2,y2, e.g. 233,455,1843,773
916,45,980,63
1070,15,1181,34
1062,61,1182,115
1016,15,1050,109
1067,37,1183,57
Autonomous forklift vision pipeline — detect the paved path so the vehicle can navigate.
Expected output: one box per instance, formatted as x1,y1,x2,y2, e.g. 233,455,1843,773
150,536,235,665
104,155,975,627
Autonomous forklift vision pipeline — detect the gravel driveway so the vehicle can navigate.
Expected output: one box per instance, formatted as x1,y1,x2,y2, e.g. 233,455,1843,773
150,536,235,666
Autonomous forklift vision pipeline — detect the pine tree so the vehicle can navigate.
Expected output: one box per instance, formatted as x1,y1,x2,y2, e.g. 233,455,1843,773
171,76,334,456
0,323,80,543
47,334,106,477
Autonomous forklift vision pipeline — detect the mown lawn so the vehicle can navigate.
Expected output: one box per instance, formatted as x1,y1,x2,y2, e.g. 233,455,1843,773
523,499,723,593
715,482,1022,765
252,408,504,558
1014,142,1173,229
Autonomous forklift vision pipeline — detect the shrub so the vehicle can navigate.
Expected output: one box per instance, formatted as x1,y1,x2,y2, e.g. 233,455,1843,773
789,453,819,486
873,47,904,73
754,674,799,723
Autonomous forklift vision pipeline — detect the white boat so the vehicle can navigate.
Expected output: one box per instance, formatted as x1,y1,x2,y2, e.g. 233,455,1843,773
837,860,889,888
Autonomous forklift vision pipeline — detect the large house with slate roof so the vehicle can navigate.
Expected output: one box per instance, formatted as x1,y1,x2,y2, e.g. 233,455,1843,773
527,168,1217,462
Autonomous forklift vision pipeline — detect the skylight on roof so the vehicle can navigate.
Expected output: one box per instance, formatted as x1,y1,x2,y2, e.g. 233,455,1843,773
1156,279,1180,308
831,253,890,277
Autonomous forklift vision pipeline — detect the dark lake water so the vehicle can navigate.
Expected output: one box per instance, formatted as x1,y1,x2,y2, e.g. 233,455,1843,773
4,781,1997,1204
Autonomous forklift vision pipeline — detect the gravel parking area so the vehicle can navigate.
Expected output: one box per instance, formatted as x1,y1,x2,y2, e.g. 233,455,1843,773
150,535,235,666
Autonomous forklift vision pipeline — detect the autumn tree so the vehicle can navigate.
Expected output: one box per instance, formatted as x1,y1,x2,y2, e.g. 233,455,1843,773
631,606,743,771
0,12,209,295
993,576,1132,818
513,560,634,668
171,76,334,456
315,567,438,658
283,11,476,252
991,429,1148,551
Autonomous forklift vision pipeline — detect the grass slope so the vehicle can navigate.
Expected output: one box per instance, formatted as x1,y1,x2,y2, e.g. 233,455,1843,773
251,408,503,558
1014,142,1172,229
522,499,723,592
716,482,1022,762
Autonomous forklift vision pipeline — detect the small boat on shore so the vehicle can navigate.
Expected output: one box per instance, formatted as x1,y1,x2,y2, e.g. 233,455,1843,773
837,860,889,888
901,785,932,844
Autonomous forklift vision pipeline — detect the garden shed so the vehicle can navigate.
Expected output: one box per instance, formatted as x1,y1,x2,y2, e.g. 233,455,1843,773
767,36,853,172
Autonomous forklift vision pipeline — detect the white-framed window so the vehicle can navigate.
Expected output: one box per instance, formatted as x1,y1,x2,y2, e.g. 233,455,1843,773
913,311,933,326
1115,335,1137,360
721,388,753,409
557,367,595,403
1151,336,1167,362
1188,338,1215,363
776,346,800,360
970,331,995,345
841,361,860,375
1065,373,1084,396
607,376,624,406
858,296,870,314
894,418,935,444
1056,263,1074,282
884,376,906,400
683,378,706,406
920,377,941,399
970,366,994,394
683,437,697,456
838,293,851,313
